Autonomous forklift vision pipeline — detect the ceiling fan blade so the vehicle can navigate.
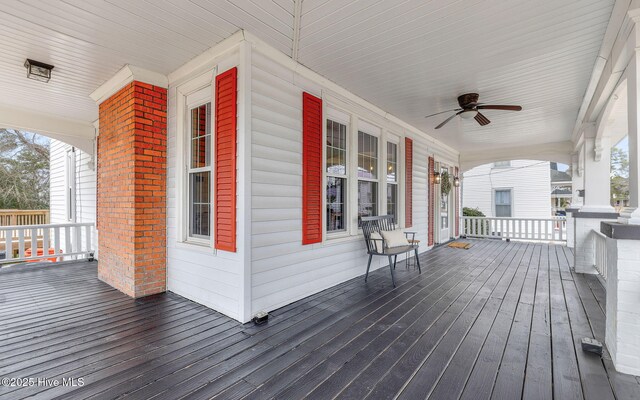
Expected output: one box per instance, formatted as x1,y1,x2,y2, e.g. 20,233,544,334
474,112,491,126
435,111,464,129
477,105,522,111
425,108,461,119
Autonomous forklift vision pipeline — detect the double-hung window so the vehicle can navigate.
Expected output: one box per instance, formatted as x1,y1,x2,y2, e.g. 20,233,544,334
357,131,378,224
187,100,212,241
386,142,398,222
495,189,512,217
326,119,348,233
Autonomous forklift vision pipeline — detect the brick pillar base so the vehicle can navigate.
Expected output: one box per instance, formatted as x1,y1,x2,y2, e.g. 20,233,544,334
97,81,167,297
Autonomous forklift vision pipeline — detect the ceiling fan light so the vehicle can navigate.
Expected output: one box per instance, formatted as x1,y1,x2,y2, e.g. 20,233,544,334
459,110,478,120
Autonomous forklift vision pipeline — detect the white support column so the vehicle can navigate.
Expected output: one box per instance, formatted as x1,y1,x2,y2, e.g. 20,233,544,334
620,48,640,224
581,132,614,213
574,126,617,274
570,152,584,208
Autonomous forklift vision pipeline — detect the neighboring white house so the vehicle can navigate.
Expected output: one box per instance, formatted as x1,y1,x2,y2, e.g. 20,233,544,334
550,162,572,214
49,139,97,256
462,160,551,219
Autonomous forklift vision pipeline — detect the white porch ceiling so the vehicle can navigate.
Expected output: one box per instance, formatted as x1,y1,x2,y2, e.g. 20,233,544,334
0,0,614,155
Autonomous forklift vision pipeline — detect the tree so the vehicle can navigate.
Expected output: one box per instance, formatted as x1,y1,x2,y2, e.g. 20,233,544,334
610,146,629,207
0,129,50,209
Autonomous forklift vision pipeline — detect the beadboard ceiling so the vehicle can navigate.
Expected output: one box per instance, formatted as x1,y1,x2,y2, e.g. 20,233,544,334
0,0,614,153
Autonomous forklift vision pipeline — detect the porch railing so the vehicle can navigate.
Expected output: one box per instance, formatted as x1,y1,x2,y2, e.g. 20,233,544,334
593,230,608,281
0,223,95,264
0,209,50,227
461,216,566,242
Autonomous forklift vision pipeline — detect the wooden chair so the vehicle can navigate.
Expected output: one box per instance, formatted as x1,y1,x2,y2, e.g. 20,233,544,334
361,215,421,287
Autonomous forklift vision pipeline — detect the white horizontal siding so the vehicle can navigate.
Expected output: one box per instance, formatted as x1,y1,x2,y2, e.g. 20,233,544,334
49,140,67,225
49,139,97,257
165,51,244,322
462,160,551,218
249,51,447,315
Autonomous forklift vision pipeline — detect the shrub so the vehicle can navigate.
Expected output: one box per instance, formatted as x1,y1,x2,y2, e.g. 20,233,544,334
462,207,490,235
463,207,485,217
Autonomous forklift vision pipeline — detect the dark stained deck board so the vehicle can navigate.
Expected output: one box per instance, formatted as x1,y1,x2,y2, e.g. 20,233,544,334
0,240,639,400
247,240,510,400
548,244,584,400
522,243,554,400
490,244,541,400
394,243,529,400
116,240,499,400
439,243,536,400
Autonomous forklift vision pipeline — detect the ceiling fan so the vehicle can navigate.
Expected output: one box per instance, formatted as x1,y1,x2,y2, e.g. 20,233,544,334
425,93,522,129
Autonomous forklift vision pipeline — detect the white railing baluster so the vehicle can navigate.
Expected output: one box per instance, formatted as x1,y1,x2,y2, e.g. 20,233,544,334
461,216,566,243
65,226,71,259
31,228,37,257
85,225,92,254
43,227,49,255
75,225,82,256
18,230,25,259
593,230,608,281
54,226,61,255
0,223,95,264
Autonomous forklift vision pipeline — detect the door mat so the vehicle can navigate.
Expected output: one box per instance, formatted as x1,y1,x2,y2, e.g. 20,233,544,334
448,242,472,249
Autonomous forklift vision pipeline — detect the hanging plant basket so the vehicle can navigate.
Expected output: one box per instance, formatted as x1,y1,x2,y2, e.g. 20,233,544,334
441,170,452,196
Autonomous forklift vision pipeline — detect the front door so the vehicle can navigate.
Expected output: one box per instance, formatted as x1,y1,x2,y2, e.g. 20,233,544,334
439,164,451,242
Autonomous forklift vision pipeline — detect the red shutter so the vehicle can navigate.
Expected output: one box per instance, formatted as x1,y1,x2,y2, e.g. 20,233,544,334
455,166,460,237
214,67,237,252
405,138,413,228
302,92,323,244
428,156,435,246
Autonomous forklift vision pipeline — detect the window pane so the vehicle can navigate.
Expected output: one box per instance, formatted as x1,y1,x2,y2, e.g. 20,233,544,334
190,103,211,168
358,131,378,179
387,184,397,222
496,205,512,217
387,142,397,182
327,177,346,232
495,190,511,205
495,190,512,217
326,120,347,175
189,171,211,238
358,181,378,225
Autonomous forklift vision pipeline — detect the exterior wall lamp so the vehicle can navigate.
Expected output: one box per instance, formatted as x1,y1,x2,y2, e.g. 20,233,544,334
433,171,441,184
24,59,54,83
453,176,460,187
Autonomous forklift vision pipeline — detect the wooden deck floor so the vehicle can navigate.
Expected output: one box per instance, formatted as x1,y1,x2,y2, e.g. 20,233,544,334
1,239,639,399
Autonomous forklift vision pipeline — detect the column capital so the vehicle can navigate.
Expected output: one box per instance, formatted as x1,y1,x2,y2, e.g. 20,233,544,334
90,65,167,105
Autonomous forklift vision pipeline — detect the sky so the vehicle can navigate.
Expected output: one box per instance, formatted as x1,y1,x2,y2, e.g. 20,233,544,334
616,136,628,151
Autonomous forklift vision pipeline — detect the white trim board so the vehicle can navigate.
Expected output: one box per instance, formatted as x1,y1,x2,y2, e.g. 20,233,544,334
90,65,168,105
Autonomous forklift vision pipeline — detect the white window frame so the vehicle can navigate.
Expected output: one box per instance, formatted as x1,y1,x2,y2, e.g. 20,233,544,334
186,94,213,243
322,106,401,240
65,148,76,222
325,107,351,239
493,188,514,217
323,116,350,236
385,136,400,224
175,69,216,247
355,119,382,233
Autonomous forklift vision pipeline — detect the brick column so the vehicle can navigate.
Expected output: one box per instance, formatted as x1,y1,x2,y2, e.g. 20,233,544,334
97,81,167,297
